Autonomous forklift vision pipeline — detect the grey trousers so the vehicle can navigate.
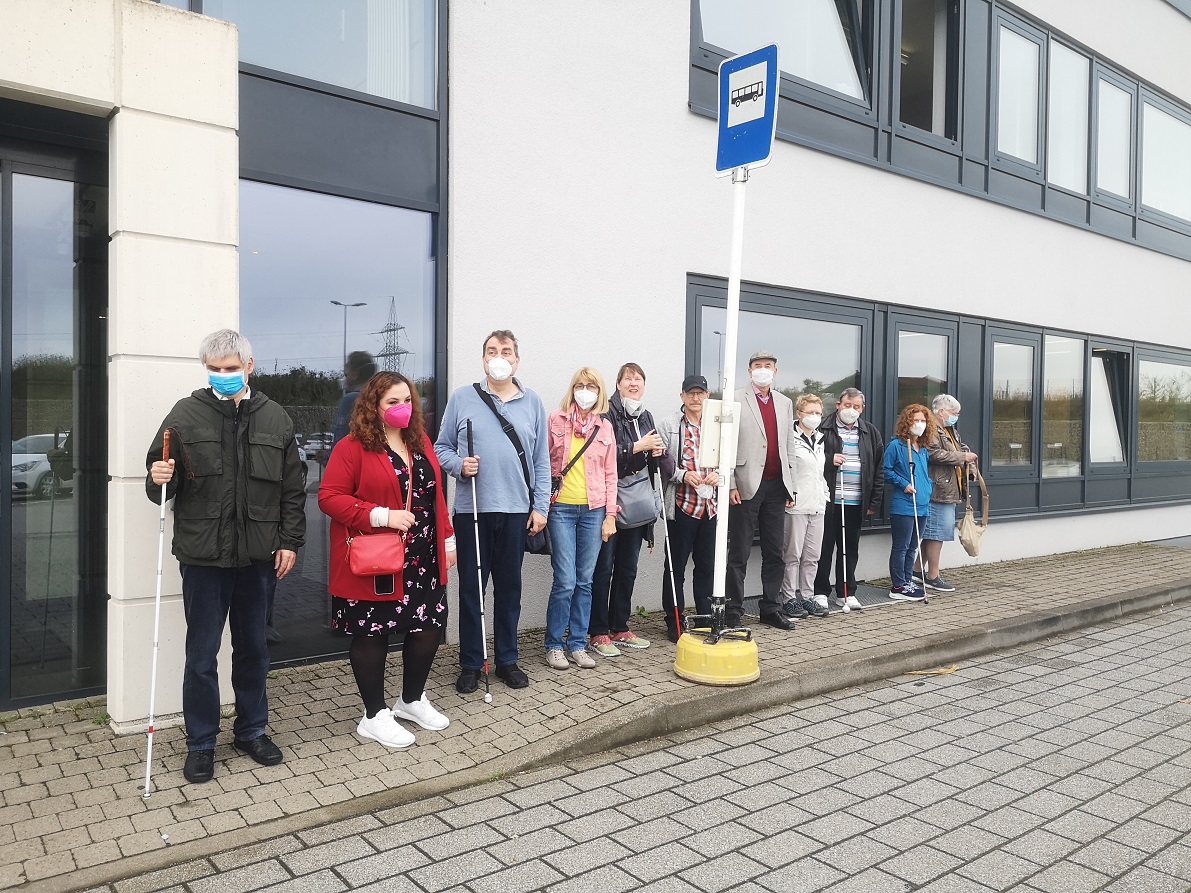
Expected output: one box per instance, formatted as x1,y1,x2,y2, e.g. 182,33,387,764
781,512,825,601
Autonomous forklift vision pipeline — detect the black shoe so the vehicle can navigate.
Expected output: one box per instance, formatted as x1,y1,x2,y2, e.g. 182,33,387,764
183,749,215,783
666,626,680,644
233,734,283,766
780,599,808,620
805,598,830,619
456,668,480,694
495,663,529,689
759,612,796,631
724,611,743,628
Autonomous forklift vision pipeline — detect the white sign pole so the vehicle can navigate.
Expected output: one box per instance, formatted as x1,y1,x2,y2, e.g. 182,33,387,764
710,165,748,622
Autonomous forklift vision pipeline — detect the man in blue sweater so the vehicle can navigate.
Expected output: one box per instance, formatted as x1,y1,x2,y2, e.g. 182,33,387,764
435,330,550,692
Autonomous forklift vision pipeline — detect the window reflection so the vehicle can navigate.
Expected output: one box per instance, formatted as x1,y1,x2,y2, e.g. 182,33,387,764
1141,103,1191,223
8,175,107,699
239,181,436,662
1042,336,1083,478
700,306,861,406
991,341,1034,467
1089,351,1127,463
700,0,866,100
899,0,958,139
897,331,947,414
997,26,1040,164
204,0,437,108
1046,43,1089,194
1096,80,1132,199
1138,360,1191,461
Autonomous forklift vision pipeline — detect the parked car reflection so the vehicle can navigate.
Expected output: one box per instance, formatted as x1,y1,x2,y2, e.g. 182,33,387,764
11,432,72,499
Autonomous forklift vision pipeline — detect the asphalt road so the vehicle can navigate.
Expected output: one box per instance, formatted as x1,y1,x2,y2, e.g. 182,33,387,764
91,604,1191,893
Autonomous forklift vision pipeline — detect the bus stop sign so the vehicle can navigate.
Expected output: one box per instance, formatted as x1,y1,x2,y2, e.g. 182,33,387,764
716,44,779,175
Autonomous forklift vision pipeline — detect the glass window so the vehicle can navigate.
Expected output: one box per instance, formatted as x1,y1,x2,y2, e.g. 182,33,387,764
8,175,108,701
896,331,948,413
1042,336,1083,478
1141,102,1191,222
1096,79,1132,199
991,341,1035,467
202,0,437,108
1138,359,1191,461
699,0,866,100
239,181,437,661
699,306,861,406
1089,350,1127,463
898,0,958,139
996,25,1040,164
1046,43,1089,194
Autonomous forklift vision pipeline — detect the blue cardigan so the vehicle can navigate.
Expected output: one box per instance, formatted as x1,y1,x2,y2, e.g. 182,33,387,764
883,437,933,516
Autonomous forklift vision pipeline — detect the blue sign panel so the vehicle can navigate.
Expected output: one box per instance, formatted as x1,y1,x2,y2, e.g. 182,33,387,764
716,44,779,175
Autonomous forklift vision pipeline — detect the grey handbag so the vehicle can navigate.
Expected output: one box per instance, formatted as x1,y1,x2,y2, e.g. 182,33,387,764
615,468,662,529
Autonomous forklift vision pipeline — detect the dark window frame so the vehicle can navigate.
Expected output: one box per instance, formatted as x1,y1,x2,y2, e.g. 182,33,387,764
1135,348,1191,472
1090,65,1138,211
990,12,1046,178
1137,90,1191,230
893,0,964,149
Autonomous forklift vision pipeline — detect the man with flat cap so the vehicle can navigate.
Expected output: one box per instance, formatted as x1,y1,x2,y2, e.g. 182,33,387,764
725,350,801,631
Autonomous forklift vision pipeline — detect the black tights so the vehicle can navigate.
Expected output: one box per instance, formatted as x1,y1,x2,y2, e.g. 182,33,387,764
349,629,441,718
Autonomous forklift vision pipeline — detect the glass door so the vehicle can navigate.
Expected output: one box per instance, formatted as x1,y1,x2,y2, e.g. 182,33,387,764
2,157,107,707
887,313,957,420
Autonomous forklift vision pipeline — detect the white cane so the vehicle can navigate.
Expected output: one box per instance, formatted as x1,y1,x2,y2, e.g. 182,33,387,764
652,461,681,636
838,482,850,614
142,429,171,799
466,421,493,704
907,438,929,606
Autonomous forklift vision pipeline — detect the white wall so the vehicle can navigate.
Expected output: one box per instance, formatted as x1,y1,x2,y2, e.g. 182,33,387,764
448,0,1191,627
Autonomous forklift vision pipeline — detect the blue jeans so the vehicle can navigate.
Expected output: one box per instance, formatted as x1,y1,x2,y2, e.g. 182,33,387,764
453,512,528,670
889,513,925,589
588,524,647,637
545,502,605,653
180,561,273,751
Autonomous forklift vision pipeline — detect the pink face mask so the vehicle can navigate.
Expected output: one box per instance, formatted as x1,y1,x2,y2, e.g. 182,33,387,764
383,403,413,428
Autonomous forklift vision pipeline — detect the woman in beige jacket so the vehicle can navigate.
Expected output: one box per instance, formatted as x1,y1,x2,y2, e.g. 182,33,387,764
916,394,978,592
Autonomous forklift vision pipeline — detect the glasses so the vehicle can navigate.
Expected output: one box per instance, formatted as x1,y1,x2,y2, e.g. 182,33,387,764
575,384,599,393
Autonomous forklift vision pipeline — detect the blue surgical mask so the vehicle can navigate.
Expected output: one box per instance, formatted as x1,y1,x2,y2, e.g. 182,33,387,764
946,415,959,427
209,371,246,397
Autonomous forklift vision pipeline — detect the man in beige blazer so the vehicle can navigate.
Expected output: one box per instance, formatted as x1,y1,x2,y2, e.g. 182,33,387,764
726,350,800,630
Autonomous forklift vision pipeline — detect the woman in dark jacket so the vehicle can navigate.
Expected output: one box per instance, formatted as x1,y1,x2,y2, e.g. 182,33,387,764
587,363,674,657
319,371,456,750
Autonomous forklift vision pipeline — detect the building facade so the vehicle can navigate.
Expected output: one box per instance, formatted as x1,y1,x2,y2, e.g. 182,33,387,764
0,0,1188,720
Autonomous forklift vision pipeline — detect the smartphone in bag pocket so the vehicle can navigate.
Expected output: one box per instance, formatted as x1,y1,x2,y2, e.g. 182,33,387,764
374,574,396,596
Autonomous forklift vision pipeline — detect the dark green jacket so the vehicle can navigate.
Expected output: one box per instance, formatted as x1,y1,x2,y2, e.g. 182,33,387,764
146,388,306,567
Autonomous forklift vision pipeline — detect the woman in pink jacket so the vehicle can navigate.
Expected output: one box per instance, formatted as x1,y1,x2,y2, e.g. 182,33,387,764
544,367,618,671
319,372,456,750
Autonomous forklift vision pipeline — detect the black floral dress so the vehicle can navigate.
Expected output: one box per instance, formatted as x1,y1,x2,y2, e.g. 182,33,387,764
332,448,448,636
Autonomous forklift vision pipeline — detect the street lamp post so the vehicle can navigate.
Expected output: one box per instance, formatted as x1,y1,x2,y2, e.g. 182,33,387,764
330,300,367,368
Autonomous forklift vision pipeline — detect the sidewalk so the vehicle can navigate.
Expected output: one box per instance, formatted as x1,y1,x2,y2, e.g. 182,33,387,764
3,542,1190,893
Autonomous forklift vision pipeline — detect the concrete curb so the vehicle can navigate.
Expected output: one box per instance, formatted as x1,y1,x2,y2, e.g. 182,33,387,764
30,577,1191,893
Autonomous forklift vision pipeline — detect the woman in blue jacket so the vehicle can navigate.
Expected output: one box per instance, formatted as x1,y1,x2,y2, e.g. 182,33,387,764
883,404,935,601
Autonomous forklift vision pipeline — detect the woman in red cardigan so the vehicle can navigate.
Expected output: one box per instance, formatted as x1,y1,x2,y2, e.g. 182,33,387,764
319,371,456,749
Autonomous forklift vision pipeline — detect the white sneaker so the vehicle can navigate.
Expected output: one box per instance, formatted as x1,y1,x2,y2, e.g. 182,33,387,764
545,649,570,670
392,694,450,731
356,708,414,749
845,596,863,611
568,649,596,669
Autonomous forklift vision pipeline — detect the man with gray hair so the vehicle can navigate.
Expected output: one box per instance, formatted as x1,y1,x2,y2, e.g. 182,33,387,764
915,394,978,592
146,329,306,784
814,388,884,610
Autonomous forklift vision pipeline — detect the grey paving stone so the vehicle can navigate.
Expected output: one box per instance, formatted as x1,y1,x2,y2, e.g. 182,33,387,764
111,859,215,893
1068,837,1150,876
634,877,705,893
416,823,505,861
683,822,763,860
618,841,703,883
677,851,767,893
332,846,429,887
955,849,1039,892
669,798,749,832
486,827,572,867
813,834,898,874
818,866,912,892
1142,843,1191,882
1002,827,1082,866
1022,860,1112,893
880,845,964,885
1045,809,1120,844
189,861,291,893
739,827,825,869
468,860,565,893
281,837,375,876
618,790,692,823
799,811,875,846
930,825,1008,861
256,870,347,893
406,850,505,893
1104,864,1191,893
543,835,633,877
555,806,637,844
544,864,640,893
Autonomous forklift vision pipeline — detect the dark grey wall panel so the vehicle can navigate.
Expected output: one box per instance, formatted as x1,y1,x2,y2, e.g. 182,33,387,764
890,136,962,184
1045,190,1089,225
1090,203,1134,239
989,169,1044,209
1040,479,1082,508
239,74,438,209
780,102,879,159
962,0,991,161
1133,474,1191,501
962,159,987,190
1086,476,1130,504
1136,219,1191,256
988,481,1038,513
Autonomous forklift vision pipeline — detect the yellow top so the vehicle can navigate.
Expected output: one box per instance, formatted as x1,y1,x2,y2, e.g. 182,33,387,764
556,432,589,505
